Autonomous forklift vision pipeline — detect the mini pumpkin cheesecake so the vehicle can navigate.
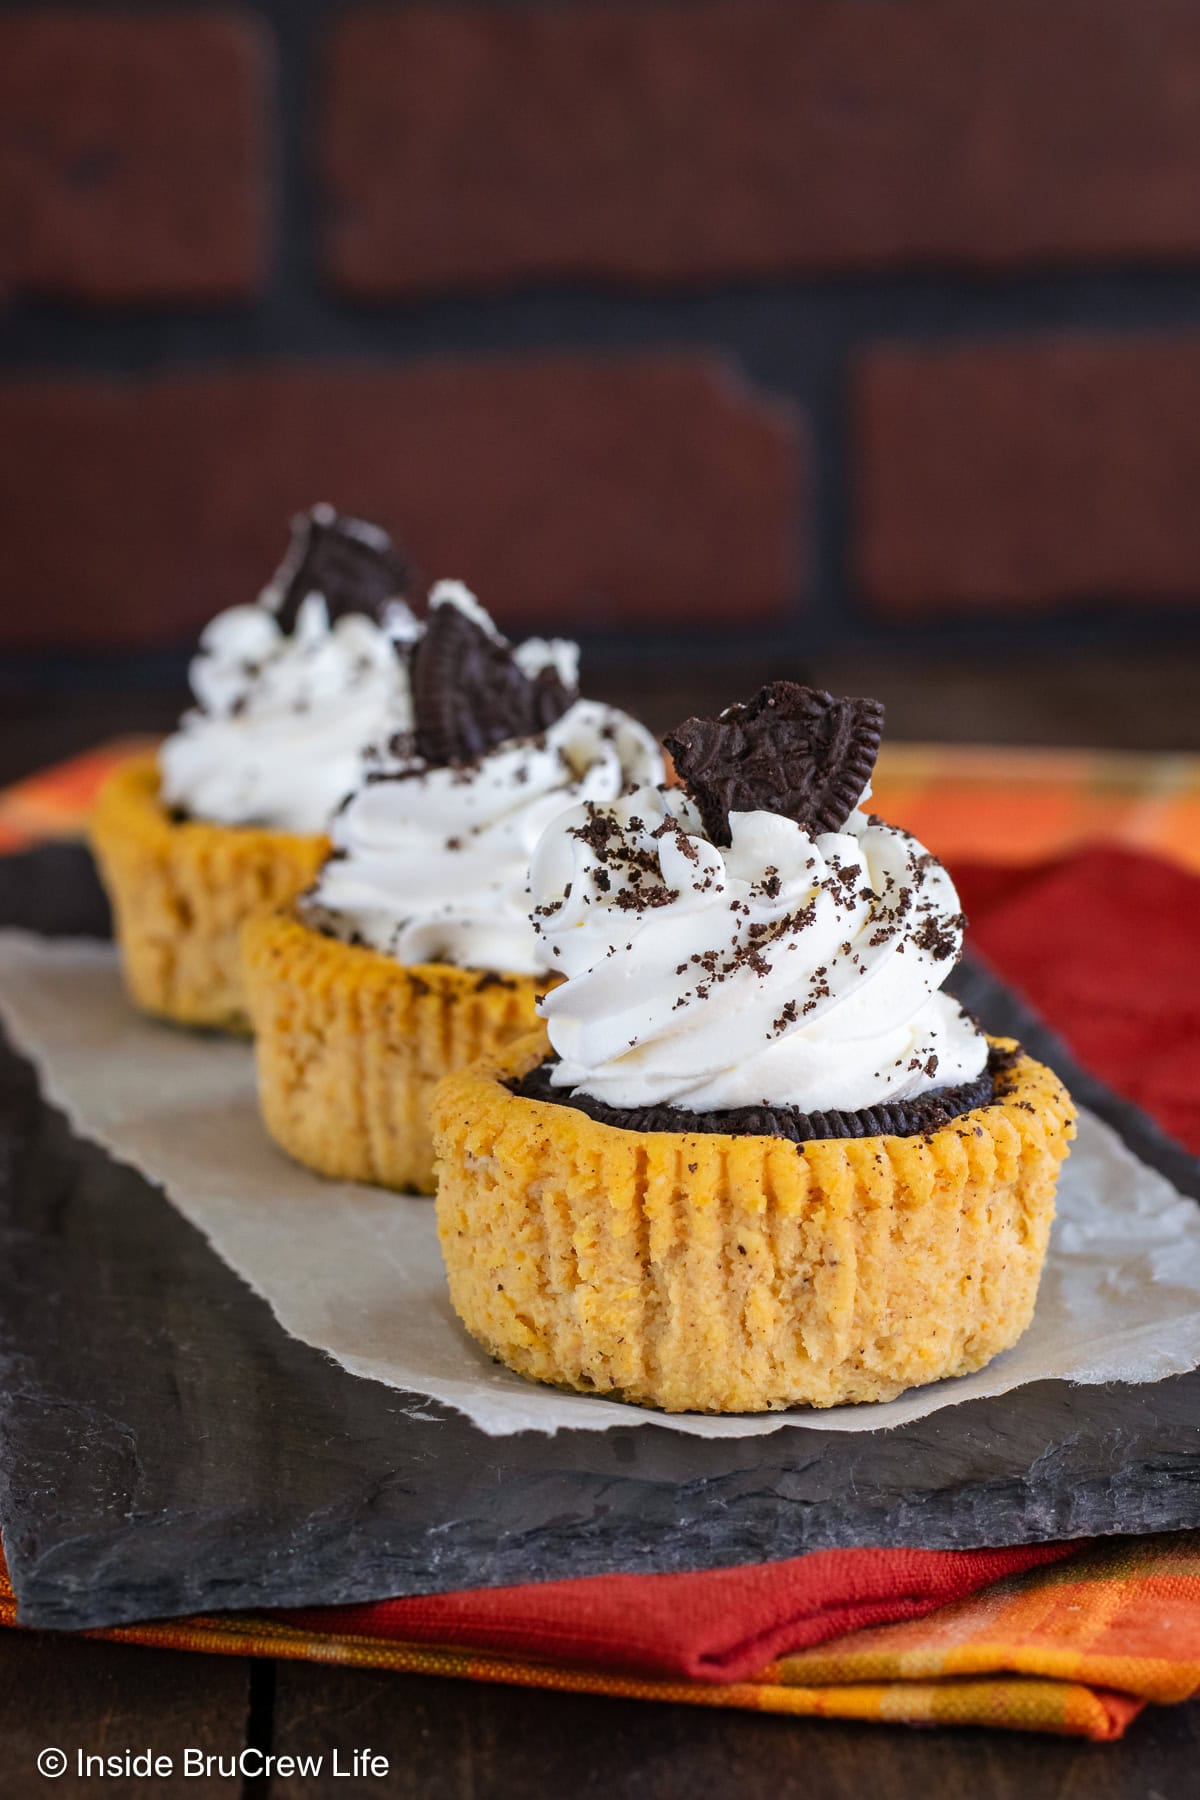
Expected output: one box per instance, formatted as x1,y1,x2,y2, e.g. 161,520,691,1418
242,584,665,1194
433,682,1075,1413
90,506,414,1031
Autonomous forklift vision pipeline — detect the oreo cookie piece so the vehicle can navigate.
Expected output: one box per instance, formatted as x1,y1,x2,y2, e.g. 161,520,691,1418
266,504,411,630
508,1046,1010,1144
665,682,884,846
409,596,577,766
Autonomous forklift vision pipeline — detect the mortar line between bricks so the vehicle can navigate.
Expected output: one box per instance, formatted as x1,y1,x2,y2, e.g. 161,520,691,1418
5,601,1200,707
12,268,1200,373
8,0,1200,660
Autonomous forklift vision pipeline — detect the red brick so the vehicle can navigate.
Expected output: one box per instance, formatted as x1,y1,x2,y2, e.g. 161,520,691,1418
323,0,1200,295
856,335,1200,615
0,13,269,304
0,357,801,649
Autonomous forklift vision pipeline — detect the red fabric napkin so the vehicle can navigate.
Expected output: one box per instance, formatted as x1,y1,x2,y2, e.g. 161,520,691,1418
281,846,1200,1678
289,1543,1075,1682
957,846,1200,1157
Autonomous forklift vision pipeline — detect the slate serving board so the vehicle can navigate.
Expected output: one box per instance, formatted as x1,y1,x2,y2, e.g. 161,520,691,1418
1,843,1198,1635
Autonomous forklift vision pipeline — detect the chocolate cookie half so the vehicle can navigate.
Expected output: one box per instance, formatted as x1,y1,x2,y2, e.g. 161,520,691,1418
665,681,884,846
408,600,577,766
508,1043,1015,1143
268,505,411,630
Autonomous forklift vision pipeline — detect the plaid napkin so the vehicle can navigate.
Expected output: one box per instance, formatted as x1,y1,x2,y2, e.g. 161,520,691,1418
6,1536,1199,1739
2,742,1199,1738
0,737,156,855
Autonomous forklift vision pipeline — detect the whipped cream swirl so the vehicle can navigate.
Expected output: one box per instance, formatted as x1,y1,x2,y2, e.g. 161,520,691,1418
159,506,416,834
160,596,416,835
529,785,988,1113
305,698,665,974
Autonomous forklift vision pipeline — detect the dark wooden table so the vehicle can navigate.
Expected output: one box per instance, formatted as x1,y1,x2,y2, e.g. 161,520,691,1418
3,648,1199,1799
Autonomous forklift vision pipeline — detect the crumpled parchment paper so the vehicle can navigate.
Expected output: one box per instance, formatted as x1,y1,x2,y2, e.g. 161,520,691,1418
2,930,1198,1439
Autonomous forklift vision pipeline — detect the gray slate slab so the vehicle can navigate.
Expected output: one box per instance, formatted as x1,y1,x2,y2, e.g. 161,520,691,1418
0,843,1197,1633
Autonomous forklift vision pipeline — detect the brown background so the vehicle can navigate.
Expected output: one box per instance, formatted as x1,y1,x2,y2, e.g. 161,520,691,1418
3,0,1200,694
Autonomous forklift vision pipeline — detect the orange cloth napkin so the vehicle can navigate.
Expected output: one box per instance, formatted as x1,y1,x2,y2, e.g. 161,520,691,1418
3,1537,1200,1739
0,737,156,854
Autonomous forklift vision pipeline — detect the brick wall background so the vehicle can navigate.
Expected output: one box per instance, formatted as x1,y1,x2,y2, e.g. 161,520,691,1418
5,0,1200,668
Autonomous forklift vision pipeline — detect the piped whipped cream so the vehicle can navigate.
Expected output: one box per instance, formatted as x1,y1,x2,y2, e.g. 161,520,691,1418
529,784,988,1114
303,586,665,974
159,509,415,834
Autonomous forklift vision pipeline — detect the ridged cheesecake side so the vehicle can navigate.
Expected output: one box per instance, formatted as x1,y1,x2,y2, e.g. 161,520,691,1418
90,755,328,1032
242,908,549,1193
433,1032,1075,1412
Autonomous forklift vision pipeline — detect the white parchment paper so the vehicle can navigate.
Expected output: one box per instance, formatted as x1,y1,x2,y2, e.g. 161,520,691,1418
2,930,1199,1439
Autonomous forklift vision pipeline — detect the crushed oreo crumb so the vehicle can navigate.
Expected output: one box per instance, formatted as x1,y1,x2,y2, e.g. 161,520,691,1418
473,970,518,993
912,910,966,962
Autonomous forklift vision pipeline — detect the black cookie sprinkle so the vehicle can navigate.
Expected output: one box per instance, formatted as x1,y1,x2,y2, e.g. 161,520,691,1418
665,681,885,846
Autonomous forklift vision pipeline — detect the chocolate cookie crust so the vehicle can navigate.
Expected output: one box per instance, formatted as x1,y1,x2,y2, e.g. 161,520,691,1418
508,1045,1012,1143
